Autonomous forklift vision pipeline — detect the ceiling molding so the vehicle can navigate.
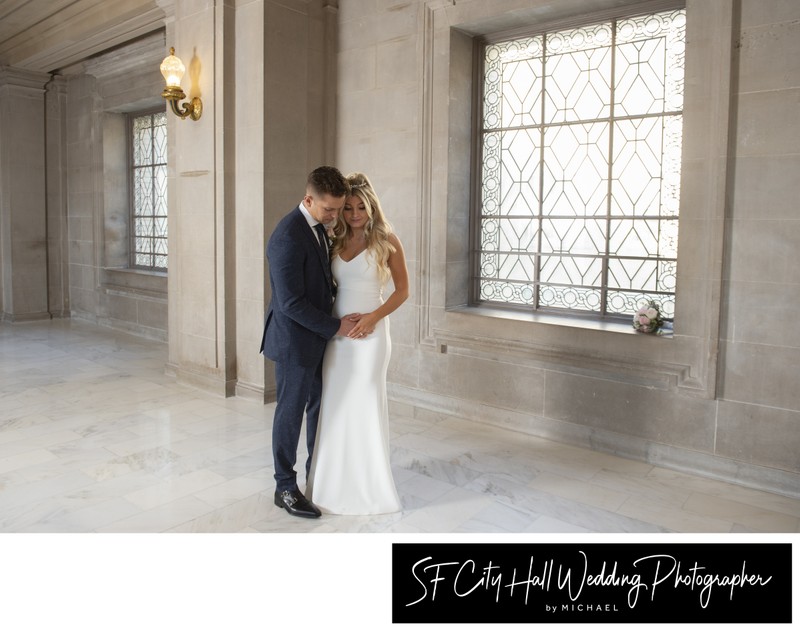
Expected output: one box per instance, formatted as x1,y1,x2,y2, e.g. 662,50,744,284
0,1,165,73
83,30,166,80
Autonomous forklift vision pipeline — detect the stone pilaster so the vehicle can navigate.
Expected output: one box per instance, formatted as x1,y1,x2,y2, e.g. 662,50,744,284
0,68,52,321
164,0,238,396
45,75,69,318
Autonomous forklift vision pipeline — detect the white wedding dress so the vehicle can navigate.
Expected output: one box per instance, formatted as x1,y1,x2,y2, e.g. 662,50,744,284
307,250,402,515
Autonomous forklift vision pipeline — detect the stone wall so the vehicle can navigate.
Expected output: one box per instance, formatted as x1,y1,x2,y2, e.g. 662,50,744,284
335,0,800,496
716,1,800,479
63,33,169,340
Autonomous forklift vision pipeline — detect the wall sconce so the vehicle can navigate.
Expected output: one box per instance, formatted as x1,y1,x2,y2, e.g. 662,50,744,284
160,47,202,121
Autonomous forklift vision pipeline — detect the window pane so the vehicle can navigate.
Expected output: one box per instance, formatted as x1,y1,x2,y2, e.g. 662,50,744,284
540,255,603,286
136,237,153,253
541,218,606,255
480,279,535,305
136,217,154,235
616,10,686,115
496,217,538,252
133,116,152,166
501,55,543,128
608,219,659,257
497,252,536,282
481,132,502,215
608,257,659,291
154,217,168,239
154,165,168,215
134,168,153,216
606,289,674,318
662,115,683,216
499,130,541,215
539,283,602,312
542,122,609,216
484,37,543,129
153,112,168,162
544,22,613,123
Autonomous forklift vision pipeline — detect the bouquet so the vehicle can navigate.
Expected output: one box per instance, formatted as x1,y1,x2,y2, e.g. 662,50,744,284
633,300,664,334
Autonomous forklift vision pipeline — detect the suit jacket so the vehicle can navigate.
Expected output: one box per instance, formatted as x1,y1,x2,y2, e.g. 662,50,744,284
260,206,340,367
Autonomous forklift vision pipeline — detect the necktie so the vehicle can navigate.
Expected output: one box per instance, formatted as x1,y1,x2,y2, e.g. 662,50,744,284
314,223,328,257
314,223,332,293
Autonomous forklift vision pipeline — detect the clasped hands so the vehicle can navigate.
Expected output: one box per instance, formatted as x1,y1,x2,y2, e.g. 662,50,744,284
337,312,376,339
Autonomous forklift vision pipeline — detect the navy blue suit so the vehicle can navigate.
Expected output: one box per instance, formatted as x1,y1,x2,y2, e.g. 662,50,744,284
261,206,340,493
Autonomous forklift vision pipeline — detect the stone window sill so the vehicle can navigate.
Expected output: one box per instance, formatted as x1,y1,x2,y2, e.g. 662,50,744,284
101,267,167,300
448,305,673,338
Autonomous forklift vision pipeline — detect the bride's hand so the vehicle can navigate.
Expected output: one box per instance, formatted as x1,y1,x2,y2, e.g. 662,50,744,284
348,312,378,338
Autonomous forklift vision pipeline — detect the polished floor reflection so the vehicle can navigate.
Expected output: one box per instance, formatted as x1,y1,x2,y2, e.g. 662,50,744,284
1,318,798,534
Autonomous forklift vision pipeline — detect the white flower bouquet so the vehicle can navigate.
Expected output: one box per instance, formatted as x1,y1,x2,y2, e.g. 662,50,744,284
633,300,664,334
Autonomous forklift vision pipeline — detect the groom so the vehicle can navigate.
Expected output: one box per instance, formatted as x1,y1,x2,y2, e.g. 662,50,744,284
261,166,356,518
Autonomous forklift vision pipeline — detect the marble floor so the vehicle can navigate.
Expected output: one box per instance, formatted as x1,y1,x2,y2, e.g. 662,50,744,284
0,317,799,535
0,320,800,533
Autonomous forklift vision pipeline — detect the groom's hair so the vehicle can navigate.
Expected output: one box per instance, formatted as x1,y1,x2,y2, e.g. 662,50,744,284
307,166,349,199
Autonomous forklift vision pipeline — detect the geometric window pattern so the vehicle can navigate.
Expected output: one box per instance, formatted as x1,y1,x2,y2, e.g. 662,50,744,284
477,8,684,319
131,111,168,271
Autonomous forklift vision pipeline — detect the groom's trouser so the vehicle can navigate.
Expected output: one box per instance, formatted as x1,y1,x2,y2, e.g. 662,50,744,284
272,359,323,493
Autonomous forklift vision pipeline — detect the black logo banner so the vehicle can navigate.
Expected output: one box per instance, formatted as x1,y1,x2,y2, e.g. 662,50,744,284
392,543,791,624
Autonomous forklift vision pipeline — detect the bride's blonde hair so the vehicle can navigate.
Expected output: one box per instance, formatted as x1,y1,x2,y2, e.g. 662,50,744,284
332,172,396,286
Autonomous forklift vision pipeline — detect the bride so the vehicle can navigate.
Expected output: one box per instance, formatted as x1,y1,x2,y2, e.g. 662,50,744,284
307,172,409,514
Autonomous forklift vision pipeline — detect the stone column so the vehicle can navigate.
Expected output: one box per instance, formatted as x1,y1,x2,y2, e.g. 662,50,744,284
233,0,266,400
164,0,238,396
45,75,70,318
0,68,51,321
164,0,335,398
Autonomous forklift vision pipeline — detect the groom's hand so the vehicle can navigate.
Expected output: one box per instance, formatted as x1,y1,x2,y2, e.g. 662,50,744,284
336,315,358,337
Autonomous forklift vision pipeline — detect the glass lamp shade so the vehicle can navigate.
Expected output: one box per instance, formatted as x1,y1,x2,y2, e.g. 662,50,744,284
160,48,185,88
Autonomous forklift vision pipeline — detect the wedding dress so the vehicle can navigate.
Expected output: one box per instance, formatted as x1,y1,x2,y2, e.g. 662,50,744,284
307,249,402,514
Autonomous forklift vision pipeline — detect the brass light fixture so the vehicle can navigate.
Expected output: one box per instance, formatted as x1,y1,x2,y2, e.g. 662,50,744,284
160,47,202,121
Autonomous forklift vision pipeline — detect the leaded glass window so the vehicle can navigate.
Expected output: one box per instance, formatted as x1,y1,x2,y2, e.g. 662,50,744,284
476,7,685,320
130,110,168,271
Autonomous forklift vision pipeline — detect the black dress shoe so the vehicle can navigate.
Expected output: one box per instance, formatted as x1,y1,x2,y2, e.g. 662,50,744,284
274,489,321,518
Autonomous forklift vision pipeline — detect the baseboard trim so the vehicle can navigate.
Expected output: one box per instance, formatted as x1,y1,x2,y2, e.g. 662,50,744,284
166,362,236,398
388,384,800,500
